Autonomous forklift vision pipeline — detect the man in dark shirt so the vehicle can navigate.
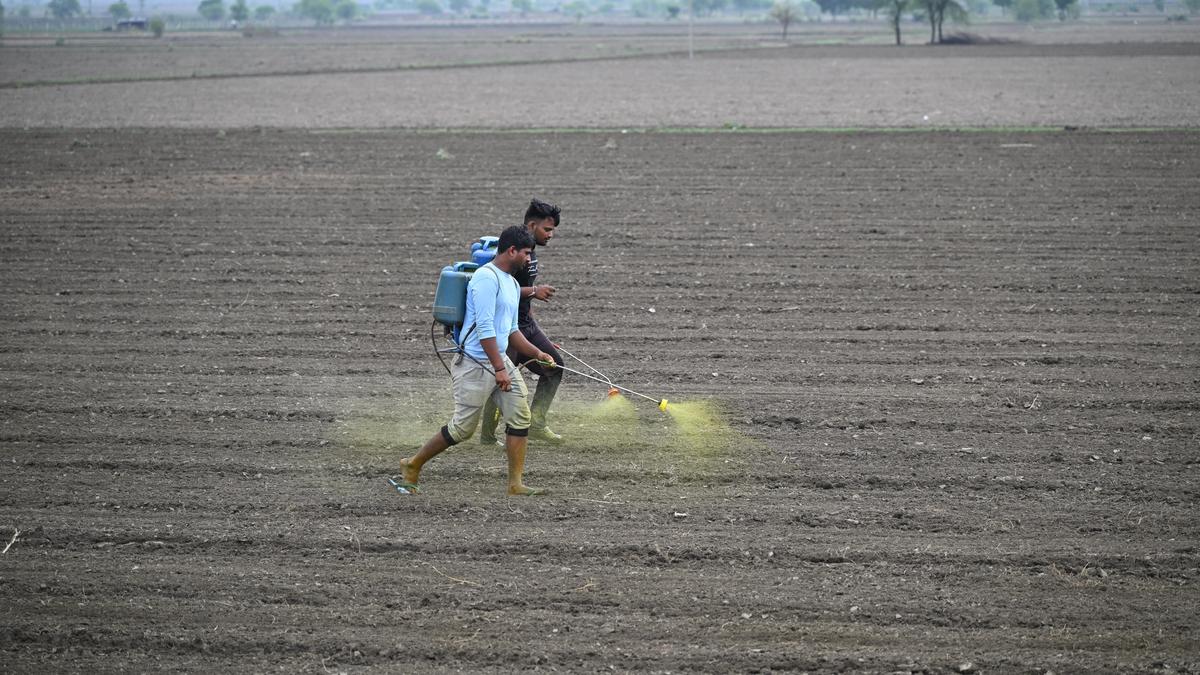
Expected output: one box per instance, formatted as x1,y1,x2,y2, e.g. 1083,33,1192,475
481,199,565,445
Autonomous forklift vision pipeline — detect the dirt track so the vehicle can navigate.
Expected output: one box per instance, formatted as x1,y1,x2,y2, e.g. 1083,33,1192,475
1,128,1198,672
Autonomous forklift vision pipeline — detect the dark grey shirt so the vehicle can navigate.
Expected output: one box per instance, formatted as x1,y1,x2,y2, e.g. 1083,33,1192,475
513,246,538,329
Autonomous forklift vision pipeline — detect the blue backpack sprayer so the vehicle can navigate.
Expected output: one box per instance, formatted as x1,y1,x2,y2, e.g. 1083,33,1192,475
430,236,669,411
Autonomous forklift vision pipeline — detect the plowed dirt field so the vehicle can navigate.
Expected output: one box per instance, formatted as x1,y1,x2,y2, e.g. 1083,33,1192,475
2,127,1198,672
4,22,1200,129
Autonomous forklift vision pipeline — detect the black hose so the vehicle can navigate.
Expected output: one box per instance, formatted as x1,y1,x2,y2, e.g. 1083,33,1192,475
432,320,452,375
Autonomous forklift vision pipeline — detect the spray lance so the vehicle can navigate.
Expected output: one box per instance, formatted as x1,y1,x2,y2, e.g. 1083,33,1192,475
556,363,670,412
523,343,669,411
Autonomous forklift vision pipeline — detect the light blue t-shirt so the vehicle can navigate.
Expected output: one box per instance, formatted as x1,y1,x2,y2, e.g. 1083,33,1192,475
461,262,520,362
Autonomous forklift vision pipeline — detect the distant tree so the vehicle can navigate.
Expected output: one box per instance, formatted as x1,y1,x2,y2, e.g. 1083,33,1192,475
47,0,82,17
876,0,907,43
253,3,274,17
916,0,964,41
448,0,468,11
197,0,225,19
296,0,334,21
769,1,797,38
149,13,164,32
511,0,531,11
334,0,356,19
1052,0,1072,17
630,0,661,14
665,2,681,15
416,0,441,12
1186,0,1200,13
229,0,248,20
20,3,33,16
109,0,131,16
941,0,967,39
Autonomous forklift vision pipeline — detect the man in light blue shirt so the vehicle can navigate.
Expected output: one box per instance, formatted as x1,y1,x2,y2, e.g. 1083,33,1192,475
460,249,521,364
393,225,555,496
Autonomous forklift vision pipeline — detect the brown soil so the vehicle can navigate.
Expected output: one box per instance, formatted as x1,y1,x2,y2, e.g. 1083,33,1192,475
0,25,762,85
1,128,1198,673
2,22,1200,129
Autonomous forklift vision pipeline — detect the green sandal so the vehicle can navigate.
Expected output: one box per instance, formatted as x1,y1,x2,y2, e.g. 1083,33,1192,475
387,476,420,495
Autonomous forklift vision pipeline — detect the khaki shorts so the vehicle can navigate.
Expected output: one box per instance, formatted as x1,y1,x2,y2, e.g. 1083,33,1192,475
445,354,531,443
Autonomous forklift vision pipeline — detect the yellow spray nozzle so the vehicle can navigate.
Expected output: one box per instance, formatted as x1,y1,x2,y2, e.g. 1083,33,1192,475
658,398,669,411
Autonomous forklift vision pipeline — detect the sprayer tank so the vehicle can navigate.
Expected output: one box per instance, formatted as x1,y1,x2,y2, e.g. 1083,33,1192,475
432,261,479,327
471,236,498,266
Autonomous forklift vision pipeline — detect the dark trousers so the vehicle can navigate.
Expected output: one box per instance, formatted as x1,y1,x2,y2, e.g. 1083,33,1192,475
482,320,563,435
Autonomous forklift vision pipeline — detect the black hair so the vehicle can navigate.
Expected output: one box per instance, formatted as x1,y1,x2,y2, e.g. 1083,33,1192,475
497,224,536,254
524,198,561,227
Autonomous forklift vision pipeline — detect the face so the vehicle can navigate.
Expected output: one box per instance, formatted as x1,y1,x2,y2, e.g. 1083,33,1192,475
527,217,557,246
506,246,533,270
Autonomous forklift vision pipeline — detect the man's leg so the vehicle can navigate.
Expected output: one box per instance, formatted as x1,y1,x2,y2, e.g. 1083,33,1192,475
400,426,454,486
478,397,503,446
398,358,490,489
523,322,564,443
495,356,543,495
481,342,522,446
529,368,562,433
504,433,540,495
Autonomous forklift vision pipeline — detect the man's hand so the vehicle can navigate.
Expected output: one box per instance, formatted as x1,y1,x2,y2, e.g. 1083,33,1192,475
531,284,556,302
536,352,556,369
494,367,512,392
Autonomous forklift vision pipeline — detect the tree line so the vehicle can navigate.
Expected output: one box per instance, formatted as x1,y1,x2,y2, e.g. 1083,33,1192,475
15,0,1194,34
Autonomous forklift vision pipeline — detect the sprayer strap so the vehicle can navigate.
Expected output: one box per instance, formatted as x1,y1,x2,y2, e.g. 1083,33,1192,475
454,265,514,363
455,265,498,352
454,266,503,375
